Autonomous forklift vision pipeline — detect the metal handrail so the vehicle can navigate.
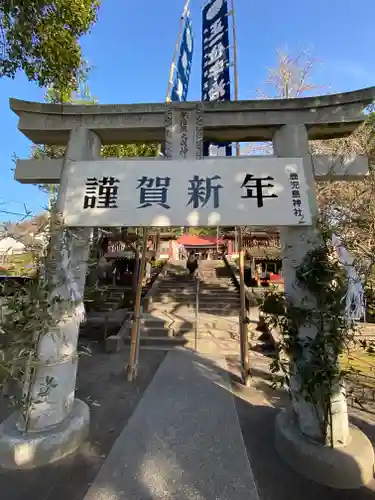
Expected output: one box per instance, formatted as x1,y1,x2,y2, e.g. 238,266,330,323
194,266,201,351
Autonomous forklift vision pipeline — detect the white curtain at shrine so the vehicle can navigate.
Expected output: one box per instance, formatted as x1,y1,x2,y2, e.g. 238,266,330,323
331,233,365,323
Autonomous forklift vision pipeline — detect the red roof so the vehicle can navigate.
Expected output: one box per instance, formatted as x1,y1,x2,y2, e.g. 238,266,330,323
177,234,224,247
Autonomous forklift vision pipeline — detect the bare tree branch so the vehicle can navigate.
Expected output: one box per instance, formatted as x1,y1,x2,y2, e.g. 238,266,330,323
256,47,324,99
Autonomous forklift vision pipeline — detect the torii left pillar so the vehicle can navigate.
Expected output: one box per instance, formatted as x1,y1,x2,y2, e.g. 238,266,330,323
0,126,100,469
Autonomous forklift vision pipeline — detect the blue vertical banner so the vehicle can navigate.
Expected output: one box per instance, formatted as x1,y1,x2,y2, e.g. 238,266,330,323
202,0,232,156
170,13,194,102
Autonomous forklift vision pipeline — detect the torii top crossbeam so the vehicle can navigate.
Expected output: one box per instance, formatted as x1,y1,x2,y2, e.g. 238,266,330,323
10,87,375,146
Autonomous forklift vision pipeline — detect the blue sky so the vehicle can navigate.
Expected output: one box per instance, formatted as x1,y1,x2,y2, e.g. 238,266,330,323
0,0,373,221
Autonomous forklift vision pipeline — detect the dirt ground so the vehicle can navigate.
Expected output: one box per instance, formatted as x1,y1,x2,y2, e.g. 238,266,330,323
0,341,166,500
1,342,375,500
228,350,375,500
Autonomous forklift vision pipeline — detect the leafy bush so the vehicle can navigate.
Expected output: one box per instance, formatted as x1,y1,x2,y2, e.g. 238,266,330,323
152,259,166,268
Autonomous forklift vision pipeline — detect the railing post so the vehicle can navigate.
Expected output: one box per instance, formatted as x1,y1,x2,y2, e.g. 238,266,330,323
195,269,200,352
239,227,250,386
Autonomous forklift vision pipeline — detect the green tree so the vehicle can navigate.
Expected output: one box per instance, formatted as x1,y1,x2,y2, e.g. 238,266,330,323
315,111,375,318
33,71,97,200
0,0,99,91
256,48,375,311
34,75,159,162
101,144,158,158
186,227,218,237
33,81,159,200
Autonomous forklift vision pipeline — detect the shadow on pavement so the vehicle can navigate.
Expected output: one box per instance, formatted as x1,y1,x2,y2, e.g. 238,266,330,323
84,351,375,500
1,346,375,500
0,342,166,500
225,355,375,500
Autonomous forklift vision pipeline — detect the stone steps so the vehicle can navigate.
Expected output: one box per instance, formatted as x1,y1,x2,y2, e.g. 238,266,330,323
199,287,237,292
138,308,239,341
155,285,185,290
149,303,239,313
150,296,239,304
132,260,241,351
123,335,187,349
143,310,239,327
152,291,238,300
123,329,240,352
152,297,237,305
199,293,238,298
140,324,194,337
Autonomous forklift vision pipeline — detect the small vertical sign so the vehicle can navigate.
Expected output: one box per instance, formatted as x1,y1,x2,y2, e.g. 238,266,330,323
163,5,195,159
170,13,194,102
202,0,232,157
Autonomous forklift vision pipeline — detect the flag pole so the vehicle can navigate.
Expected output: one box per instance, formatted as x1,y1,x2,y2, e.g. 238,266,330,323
165,0,191,102
158,0,190,158
230,0,240,264
230,0,240,253
230,0,240,157
230,0,250,385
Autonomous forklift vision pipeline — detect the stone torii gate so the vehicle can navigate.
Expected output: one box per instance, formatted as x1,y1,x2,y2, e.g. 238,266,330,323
1,87,374,488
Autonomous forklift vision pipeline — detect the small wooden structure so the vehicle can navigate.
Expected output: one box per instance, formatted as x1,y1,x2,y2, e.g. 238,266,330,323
223,229,282,285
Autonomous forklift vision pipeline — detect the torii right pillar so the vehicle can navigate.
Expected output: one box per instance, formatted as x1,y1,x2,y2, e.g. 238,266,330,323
272,123,374,489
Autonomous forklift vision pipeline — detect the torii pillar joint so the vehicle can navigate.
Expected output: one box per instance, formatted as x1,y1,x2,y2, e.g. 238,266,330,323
0,126,101,470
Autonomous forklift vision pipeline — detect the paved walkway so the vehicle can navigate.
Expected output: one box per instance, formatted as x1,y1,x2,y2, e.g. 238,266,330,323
83,349,260,500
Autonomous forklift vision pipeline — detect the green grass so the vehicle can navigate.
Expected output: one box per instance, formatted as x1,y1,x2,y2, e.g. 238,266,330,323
1,252,36,276
341,350,375,388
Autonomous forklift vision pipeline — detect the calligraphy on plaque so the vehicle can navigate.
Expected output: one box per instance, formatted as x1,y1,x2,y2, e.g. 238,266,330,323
289,172,305,223
64,158,312,228
240,174,278,208
83,176,120,209
136,176,171,209
187,174,223,209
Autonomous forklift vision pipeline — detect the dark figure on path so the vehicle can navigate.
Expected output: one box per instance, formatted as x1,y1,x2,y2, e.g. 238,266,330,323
186,252,198,277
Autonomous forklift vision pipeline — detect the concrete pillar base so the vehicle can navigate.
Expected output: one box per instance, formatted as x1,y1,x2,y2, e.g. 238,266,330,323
275,408,374,489
0,399,90,470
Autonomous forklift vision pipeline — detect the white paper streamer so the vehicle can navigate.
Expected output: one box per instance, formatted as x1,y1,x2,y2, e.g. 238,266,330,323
331,233,365,323
61,232,86,325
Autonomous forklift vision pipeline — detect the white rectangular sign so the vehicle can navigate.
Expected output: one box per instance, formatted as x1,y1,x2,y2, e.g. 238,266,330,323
62,158,312,227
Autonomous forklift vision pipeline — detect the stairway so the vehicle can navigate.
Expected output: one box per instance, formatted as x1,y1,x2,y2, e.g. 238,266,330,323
101,274,157,311
198,260,240,316
133,270,195,349
133,260,241,352
82,274,158,339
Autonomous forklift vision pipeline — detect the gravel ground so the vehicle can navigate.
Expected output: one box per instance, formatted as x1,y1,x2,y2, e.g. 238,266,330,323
2,341,374,500
0,340,166,500
228,351,375,500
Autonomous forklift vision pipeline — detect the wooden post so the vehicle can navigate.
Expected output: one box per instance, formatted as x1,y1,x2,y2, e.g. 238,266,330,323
231,0,241,157
126,227,149,381
239,227,251,386
155,229,161,257
132,235,140,301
